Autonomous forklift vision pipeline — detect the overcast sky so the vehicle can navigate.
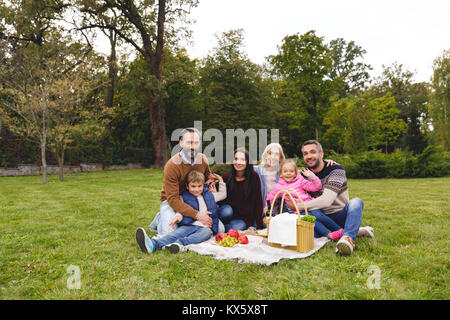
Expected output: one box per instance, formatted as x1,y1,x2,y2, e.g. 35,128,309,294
186,0,450,83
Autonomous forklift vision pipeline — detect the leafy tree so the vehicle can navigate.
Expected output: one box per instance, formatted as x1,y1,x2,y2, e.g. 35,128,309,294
328,38,372,98
198,29,277,161
372,63,429,153
76,0,199,168
429,49,450,150
269,30,333,141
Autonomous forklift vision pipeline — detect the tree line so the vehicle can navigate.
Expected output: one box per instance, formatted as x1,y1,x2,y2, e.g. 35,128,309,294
0,1,448,183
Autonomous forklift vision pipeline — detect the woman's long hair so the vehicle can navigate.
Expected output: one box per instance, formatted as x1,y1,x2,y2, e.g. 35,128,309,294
226,148,255,200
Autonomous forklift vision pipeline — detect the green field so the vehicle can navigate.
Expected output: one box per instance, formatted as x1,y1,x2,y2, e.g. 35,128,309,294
0,169,448,299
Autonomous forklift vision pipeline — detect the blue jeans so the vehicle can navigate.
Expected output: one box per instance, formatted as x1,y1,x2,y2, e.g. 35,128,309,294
307,209,342,238
218,205,247,232
151,225,213,251
155,200,225,236
326,198,364,241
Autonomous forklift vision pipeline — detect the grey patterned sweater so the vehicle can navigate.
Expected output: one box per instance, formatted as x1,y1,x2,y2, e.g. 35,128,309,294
304,161,349,215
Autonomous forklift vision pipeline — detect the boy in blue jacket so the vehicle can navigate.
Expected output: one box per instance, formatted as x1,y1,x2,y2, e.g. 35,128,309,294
136,171,226,254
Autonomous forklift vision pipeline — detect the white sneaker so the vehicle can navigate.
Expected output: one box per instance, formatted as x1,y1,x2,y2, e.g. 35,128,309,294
358,226,375,238
336,236,355,255
164,242,185,254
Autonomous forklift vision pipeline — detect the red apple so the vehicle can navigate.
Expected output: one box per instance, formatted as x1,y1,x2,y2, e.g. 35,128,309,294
238,235,249,244
215,233,226,242
227,229,239,239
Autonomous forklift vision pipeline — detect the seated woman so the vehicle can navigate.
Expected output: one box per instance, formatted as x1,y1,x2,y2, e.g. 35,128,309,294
218,148,264,231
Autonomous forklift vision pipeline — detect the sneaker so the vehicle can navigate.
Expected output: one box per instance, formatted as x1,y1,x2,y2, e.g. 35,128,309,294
164,242,184,254
328,228,344,241
136,228,155,253
336,236,355,255
357,226,375,238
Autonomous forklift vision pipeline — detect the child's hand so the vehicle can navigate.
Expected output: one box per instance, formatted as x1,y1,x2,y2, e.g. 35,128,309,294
208,183,217,193
301,167,316,180
210,173,223,183
169,215,182,229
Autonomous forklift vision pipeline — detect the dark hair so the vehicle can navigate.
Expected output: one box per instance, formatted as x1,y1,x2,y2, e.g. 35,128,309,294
301,140,323,153
225,148,255,200
179,127,201,141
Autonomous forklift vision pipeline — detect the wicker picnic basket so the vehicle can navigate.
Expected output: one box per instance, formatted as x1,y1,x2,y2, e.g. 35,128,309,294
266,189,315,253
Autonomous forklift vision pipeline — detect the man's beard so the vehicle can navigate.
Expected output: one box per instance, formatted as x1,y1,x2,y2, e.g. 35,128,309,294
308,157,322,169
183,148,198,162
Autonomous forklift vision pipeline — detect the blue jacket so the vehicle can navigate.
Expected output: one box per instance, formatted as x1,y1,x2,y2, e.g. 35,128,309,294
180,185,219,234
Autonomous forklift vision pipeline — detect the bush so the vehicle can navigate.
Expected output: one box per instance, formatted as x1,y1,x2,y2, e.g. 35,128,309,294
414,145,450,177
210,163,230,176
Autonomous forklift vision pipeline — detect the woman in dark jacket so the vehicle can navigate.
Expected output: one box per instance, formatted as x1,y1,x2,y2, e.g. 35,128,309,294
219,148,264,231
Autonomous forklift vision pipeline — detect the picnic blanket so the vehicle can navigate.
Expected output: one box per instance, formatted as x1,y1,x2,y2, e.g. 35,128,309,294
185,235,330,265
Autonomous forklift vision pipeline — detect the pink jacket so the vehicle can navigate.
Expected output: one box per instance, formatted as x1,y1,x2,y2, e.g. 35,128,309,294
265,171,322,208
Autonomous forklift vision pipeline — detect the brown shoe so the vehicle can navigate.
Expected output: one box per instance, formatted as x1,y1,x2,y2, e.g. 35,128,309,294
336,236,355,255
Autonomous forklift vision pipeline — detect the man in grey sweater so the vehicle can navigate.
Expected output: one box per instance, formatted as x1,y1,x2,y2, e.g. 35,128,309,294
286,140,371,255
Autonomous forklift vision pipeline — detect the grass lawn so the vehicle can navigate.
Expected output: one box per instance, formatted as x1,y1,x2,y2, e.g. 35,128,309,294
0,169,448,300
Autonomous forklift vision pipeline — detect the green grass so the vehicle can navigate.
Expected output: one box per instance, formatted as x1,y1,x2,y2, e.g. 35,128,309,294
1,169,449,299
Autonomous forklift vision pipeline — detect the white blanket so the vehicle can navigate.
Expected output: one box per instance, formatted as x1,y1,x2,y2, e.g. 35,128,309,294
185,235,330,265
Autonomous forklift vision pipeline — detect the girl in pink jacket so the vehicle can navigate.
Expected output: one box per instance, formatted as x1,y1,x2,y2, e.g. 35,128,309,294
264,158,322,213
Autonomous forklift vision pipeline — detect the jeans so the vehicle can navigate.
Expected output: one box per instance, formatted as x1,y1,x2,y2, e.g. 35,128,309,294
307,209,342,238
218,205,247,232
326,198,364,241
151,225,213,251
155,200,225,236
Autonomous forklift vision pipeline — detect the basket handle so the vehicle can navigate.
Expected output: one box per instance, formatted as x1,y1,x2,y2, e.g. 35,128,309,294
268,189,308,219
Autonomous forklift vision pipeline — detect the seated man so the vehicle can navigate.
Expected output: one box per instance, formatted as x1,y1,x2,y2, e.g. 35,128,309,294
149,127,221,236
285,140,372,255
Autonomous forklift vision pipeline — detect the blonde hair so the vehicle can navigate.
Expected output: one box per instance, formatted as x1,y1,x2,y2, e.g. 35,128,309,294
279,158,298,173
186,170,205,184
260,143,286,167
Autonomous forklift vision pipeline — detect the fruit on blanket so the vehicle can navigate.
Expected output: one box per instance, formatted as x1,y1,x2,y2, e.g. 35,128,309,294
216,235,239,247
215,232,226,242
238,235,248,244
227,229,239,239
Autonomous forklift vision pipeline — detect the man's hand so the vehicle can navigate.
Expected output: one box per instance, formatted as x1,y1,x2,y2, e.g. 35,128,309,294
284,198,298,211
196,210,213,227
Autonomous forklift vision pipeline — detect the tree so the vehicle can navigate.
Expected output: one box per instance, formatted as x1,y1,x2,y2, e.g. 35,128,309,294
328,38,372,98
429,49,450,150
370,94,408,153
269,30,333,141
372,62,429,153
0,31,94,183
76,0,199,168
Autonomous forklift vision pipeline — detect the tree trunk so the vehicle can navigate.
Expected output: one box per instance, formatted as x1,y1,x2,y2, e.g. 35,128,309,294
147,0,169,168
58,146,64,182
40,139,47,184
106,29,117,110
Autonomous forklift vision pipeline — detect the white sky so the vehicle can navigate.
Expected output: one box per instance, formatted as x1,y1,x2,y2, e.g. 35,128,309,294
186,0,450,83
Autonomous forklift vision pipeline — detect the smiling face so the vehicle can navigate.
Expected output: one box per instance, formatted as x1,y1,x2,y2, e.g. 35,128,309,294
302,143,324,170
187,180,204,197
233,151,247,173
280,162,297,182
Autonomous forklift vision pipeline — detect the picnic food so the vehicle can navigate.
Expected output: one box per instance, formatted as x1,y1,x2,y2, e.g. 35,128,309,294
216,235,239,247
238,235,249,244
300,215,316,224
215,232,226,242
227,229,239,239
